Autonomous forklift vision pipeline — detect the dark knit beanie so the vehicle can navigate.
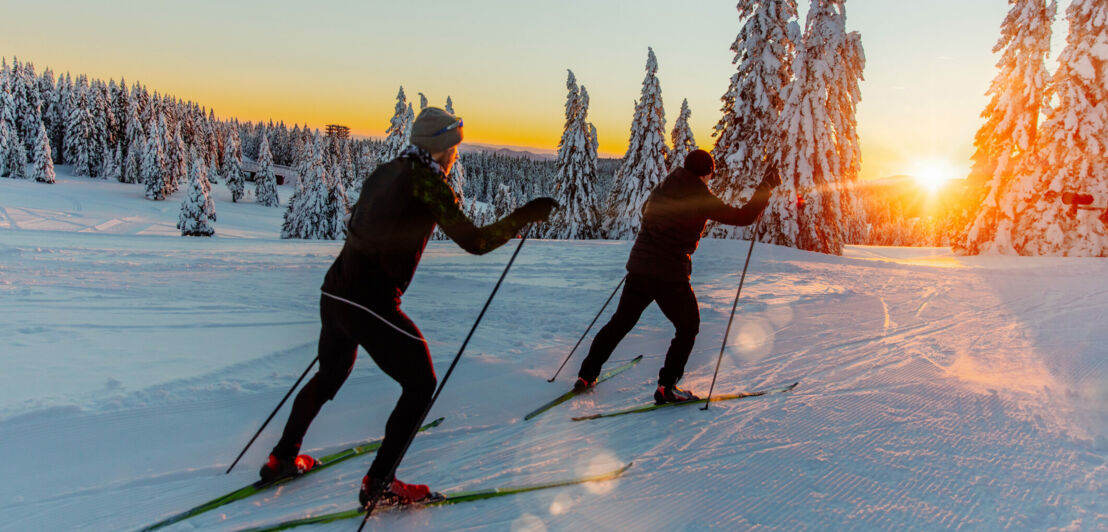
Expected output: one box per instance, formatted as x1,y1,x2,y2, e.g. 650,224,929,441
410,107,463,154
684,150,714,177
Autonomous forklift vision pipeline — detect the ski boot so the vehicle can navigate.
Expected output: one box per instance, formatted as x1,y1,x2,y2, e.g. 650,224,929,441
573,377,597,393
654,384,699,405
258,453,320,483
360,474,441,507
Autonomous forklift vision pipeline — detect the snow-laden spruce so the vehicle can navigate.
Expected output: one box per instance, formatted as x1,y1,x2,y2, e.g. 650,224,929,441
255,133,280,207
545,70,601,239
122,104,145,184
605,48,668,240
177,153,216,237
1010,0,1108,256
668,98,697,173
709,0,798,240
223,128,245,202
958,0,1056,255
166,123,187,194
281,134,347,240
763,0,864,255
142,116,167,200
29,120,55,184
382,87,411,162
65,79,94,177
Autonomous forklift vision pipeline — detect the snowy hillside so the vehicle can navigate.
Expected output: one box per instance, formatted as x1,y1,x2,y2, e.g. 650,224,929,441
1,169,1106,531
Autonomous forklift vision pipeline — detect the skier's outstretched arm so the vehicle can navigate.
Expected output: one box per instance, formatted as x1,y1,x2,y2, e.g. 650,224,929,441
704,184,771,227
704,163,781,226
412,169,556,255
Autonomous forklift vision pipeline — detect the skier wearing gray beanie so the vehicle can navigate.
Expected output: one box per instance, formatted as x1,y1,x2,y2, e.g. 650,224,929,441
261,105,558,508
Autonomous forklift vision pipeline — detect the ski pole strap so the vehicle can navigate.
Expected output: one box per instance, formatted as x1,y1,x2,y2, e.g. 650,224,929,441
320,291,427,343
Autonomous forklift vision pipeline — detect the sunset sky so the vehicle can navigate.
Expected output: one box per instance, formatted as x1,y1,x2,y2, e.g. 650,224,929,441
0,0,1074,181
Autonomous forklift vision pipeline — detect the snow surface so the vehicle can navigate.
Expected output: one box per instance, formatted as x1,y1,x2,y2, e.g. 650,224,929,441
1,168,1106,531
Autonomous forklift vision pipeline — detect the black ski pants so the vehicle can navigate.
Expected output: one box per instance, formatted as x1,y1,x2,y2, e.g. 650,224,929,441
577,273,700,387
273,294,436,480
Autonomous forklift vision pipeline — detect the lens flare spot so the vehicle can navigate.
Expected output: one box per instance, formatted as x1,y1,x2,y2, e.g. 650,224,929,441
578,451,621,495
510,514,548,532
731,319,775,364
549,493,574,516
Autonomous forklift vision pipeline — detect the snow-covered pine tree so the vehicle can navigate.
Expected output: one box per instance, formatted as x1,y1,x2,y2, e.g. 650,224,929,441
382,87,410,162
122,103,144,184
419,92,428,110
11,59,42,153
605,48,668,240
762,0,862,255
255,132,280,207
0,67,14,177
99,143,120,181
223,128,245,202
958,0,1056,255
545,71,601,239
0,121,10,178
142,116,168,200
65,81,94,177
492,182,517,218
49,73,70,162
4,131,28,179
281,134,346,239
111,77,129,156
165,121,187,193
668,98,697,172
830,25,867,245
445,96,455,114
178,152,216,237
38,69,60,160
29,120,55,184
1010,0,1108,255
88,80,112,176
710,0,798,240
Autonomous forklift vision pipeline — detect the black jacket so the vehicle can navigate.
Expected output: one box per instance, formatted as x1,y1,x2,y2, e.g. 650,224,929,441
626,167,771,281
322,157,527,305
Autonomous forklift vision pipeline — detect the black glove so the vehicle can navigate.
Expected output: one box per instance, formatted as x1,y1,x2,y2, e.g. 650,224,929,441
759,162,782,189
516,197,559,223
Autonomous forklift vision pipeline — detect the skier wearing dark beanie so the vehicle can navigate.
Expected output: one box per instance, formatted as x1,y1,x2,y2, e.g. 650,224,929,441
259,107,558,506
575,149,780,403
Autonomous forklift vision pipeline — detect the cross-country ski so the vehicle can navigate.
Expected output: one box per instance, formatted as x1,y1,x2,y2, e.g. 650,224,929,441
571,382,799,421
524,355,643,420
238,463,633,532
139,418,444,531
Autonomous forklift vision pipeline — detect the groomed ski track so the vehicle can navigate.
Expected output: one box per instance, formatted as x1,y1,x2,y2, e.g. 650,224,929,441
1,172,1106,530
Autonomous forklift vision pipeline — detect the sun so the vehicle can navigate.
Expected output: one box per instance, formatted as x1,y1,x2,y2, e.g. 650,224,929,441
911,158,960,193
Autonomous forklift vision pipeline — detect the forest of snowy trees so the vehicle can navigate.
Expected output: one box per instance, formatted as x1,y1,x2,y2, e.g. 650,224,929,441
6,0,1101,254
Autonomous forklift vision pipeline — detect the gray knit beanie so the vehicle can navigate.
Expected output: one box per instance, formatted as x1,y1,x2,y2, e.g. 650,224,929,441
410,107,463,154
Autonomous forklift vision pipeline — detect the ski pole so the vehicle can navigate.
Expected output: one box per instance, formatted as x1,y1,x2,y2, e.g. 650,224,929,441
226,355,318,474
702,217,762,411
358,228,531,531
546,273,627,382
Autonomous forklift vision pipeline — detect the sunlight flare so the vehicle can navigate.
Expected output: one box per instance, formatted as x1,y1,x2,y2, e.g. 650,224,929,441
910,158,960,193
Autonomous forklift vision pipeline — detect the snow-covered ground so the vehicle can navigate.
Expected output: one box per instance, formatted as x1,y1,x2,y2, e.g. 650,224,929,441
1,169,1106,531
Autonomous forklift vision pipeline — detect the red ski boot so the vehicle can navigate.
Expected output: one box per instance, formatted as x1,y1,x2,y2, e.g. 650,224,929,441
258,453,319,483
359,474,439,507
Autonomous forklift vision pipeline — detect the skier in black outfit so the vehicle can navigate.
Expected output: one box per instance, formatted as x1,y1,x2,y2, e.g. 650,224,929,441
574,150,780,403
259,107,558,506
